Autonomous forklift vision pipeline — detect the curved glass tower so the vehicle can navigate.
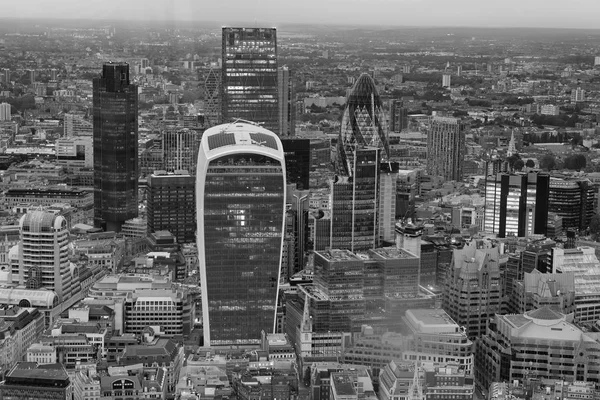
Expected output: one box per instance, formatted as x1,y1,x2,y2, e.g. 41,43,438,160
338,73,389,176
197,122,286,346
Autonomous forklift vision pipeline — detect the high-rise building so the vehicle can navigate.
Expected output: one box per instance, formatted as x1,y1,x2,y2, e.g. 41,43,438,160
278,65,295,137
197,122,286,346
571,87,585,102
484,172,550,238
443,241,502,339
50,68,58,81
221,27,278,132
27,69,36,84
379,161,399,245
0,102,10,121
93,62,138,232
16,211,73,302
147,170,196,244
202,65,221,127
162,128,202,174
337,73,389,176
63,113,93,137
426,117,465,181
3,68,9,84
595,56,600,66
442,73,451,87
331,147,379,252
281,138,310,190
389,99,408,133
549,178,595,231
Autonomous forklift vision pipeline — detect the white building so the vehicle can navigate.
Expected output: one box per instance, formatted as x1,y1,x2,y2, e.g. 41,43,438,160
0,102,10,121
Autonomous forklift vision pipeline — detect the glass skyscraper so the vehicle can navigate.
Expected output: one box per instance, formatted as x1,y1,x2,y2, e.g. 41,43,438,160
221,27,278,133
338,73,389,176
197,122,286,346
93,63,138,232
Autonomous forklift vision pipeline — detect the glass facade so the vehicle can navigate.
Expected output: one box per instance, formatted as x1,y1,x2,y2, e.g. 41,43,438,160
198,127,286,346
93,63,138,232
338,73,389,176
221,28,278,133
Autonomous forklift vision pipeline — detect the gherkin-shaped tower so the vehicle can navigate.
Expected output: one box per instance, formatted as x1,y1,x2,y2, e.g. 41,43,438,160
338,73,389,176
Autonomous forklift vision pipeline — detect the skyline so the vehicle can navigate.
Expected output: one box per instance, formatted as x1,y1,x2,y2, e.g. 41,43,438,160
4,0,600,30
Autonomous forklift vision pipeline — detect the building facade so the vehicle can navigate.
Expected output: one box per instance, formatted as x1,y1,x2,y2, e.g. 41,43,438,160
93,62,138,232
426,117,465,182
197,122,286,346
278,65,295,137
221,27,278,132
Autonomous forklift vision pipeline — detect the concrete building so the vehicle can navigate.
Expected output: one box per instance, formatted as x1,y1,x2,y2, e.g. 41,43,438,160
426,117,465,182
0,362,72,400
0,102,11,121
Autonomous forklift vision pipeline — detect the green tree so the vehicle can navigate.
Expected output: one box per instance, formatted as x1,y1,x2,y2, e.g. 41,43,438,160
514,159,525,171
563,154,586,170
525,159,535,168
590,214,600,241
539,154,557,171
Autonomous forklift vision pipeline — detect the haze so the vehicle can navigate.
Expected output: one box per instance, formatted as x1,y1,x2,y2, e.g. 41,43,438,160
5,0,600,30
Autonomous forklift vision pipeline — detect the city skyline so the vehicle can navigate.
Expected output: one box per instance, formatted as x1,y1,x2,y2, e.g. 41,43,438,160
3,0,600,30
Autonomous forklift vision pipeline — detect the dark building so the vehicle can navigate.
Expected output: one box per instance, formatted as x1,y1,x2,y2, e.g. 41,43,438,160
549,178,595,232
197,122,286,346
221,27,278,133
389,99,408,133
93,63,138,232
0,362,72,400
484,172,550,238
147,170,196,244
281,138,310,190
278,65,295,137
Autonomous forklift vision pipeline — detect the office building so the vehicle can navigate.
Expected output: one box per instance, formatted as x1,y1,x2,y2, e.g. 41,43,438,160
278,65,295,137
203,65,221,127
389,100,408,133
476,307,600,391
0,362,72,400
0,102,10,121
426,117,465,181
379,161,399,244
197,122,286,346
147,171,196,244
0,307,45,373
442,74,451,87
55,136,93,168
27,69,36,83
514,270,576,316
16,211,74,302
337,73,389,176
162,128,202,174
484,172,550,238
281,138,310,190
571,87,585,102
595,56,600,66
552,246,600,324
221,27,278,132
285,186,310,278
93,62,138,232
443,241,502,339
549,178,595,231
3,68,9,84
64,113,93,136
331,148,379,251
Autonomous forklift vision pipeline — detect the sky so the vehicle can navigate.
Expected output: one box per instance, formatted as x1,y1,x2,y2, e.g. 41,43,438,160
4,0,600,30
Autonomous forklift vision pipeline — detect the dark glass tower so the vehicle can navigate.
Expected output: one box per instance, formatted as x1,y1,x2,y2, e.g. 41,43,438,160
338,73,389,176
221,27,278,133
197,122,286,346
281,138,310,190
93,63,138,232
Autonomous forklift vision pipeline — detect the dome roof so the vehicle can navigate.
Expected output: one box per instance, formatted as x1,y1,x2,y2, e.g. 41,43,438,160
347,73,383,108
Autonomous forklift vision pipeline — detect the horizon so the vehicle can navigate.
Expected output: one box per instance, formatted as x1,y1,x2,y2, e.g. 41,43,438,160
4,0,600,31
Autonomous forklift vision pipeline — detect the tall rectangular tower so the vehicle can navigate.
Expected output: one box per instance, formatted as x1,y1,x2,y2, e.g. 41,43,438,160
197,122,286,346
93,63,138,232
426,117,465,181
221,27,278,132
278,65,295,137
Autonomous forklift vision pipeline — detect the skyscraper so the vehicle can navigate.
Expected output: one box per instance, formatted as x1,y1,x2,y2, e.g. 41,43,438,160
197,122,286,346
3,69,9,84
278,65,295,137
162,128,202,174
281,138,310,190
426,116,465,181
0,102,11,121
93,63,138,232
331,147,379,252
16,211,73,302
338,73,389,176
389,100,408,133
202,65,221,127
484,172,550,238
442,73,451,87
221,27,278,132
147,171,196,244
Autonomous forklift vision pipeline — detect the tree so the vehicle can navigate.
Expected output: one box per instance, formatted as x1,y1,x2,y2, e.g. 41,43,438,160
539,154,557,171
525,159,535,168
563,154,586,170
514,159,525,171
590,214,600,241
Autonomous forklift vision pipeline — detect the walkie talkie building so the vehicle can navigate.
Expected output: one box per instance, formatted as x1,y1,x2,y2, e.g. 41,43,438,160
197,122,286,346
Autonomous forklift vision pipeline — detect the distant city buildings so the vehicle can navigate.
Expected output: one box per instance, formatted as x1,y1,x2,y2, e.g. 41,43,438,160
92,62,138,232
